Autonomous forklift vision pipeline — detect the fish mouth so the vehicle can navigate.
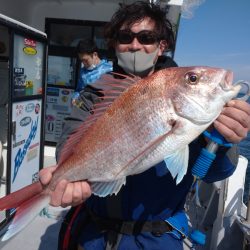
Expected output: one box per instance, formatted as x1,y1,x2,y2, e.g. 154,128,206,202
220,70,241,97
220,70,234,90
217,70,243,107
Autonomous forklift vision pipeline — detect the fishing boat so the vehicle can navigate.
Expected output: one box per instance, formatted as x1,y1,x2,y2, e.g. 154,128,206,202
0,0,249,249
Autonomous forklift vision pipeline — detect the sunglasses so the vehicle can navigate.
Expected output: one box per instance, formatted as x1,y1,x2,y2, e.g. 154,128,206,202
117,30,160,45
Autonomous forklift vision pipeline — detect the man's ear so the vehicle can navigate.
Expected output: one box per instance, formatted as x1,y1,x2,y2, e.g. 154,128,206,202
158,40,167,56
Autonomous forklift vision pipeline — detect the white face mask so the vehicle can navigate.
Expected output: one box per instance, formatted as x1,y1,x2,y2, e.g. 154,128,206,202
116,49,159,77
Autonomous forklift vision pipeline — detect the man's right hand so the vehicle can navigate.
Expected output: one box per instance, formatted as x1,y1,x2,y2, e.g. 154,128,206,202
39,166,92,207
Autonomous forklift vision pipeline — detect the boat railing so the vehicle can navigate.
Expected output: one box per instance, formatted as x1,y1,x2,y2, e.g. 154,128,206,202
184,155,249,250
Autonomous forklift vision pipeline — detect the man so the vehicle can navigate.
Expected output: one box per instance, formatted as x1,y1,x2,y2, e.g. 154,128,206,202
40,2,250,250
72,38,113,105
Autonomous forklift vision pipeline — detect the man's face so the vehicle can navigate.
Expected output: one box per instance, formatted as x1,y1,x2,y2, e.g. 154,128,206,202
78,52,97,68
116,17,166,57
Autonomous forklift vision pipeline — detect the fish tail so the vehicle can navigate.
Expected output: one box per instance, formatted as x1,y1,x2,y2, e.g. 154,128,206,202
0,182,43,210
0,182,50,241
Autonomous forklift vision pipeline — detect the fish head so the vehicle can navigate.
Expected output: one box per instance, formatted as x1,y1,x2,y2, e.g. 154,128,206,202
167,66,241,125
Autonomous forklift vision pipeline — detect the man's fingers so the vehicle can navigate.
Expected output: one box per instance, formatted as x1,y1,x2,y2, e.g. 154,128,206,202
61,183,74,208
50,179,68,207
49,181,92,207
221,105,250,130
71,182,92,207
215,114,248,139
81,182,92,201
39,166,57,185
213,120,243,143
72,182,84,202
227,100,250,116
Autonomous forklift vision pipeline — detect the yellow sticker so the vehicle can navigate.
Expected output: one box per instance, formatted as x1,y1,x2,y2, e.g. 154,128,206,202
23,46,37,55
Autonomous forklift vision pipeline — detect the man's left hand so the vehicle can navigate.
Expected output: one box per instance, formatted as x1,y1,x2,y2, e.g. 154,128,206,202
214,99,250,143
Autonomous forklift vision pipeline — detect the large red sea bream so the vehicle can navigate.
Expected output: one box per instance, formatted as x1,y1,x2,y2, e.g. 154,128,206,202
0,66,241,240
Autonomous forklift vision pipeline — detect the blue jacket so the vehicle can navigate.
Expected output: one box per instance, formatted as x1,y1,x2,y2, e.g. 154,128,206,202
77,59,113,91
72,59,113,101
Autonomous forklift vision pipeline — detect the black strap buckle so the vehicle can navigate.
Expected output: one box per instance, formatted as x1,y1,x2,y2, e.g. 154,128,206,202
151,221,172,237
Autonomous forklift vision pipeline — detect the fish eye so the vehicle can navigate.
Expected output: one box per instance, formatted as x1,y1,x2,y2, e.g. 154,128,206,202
185,72,199,85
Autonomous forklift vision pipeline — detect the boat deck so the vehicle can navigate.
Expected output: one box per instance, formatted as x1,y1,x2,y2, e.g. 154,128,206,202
0,210,65,249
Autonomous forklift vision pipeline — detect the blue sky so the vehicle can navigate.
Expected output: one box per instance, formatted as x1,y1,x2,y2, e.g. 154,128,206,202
174,0,250,83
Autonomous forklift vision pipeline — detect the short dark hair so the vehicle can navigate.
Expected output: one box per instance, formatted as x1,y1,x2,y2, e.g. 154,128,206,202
104,1,175,51
76,38,99,54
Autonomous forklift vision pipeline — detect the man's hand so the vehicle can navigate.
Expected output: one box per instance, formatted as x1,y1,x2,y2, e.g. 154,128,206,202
214,99,250,143
39,166,92,207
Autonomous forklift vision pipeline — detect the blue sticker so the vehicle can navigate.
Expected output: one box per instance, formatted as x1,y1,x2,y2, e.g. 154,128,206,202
13,117,38,183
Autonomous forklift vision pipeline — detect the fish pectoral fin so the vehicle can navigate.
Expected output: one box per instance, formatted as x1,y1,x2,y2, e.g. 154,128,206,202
164,145,189,184
91,178,126,197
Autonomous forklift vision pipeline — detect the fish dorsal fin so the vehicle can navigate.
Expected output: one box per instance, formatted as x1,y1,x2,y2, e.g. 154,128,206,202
96,72,138,87
57,73,138,166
